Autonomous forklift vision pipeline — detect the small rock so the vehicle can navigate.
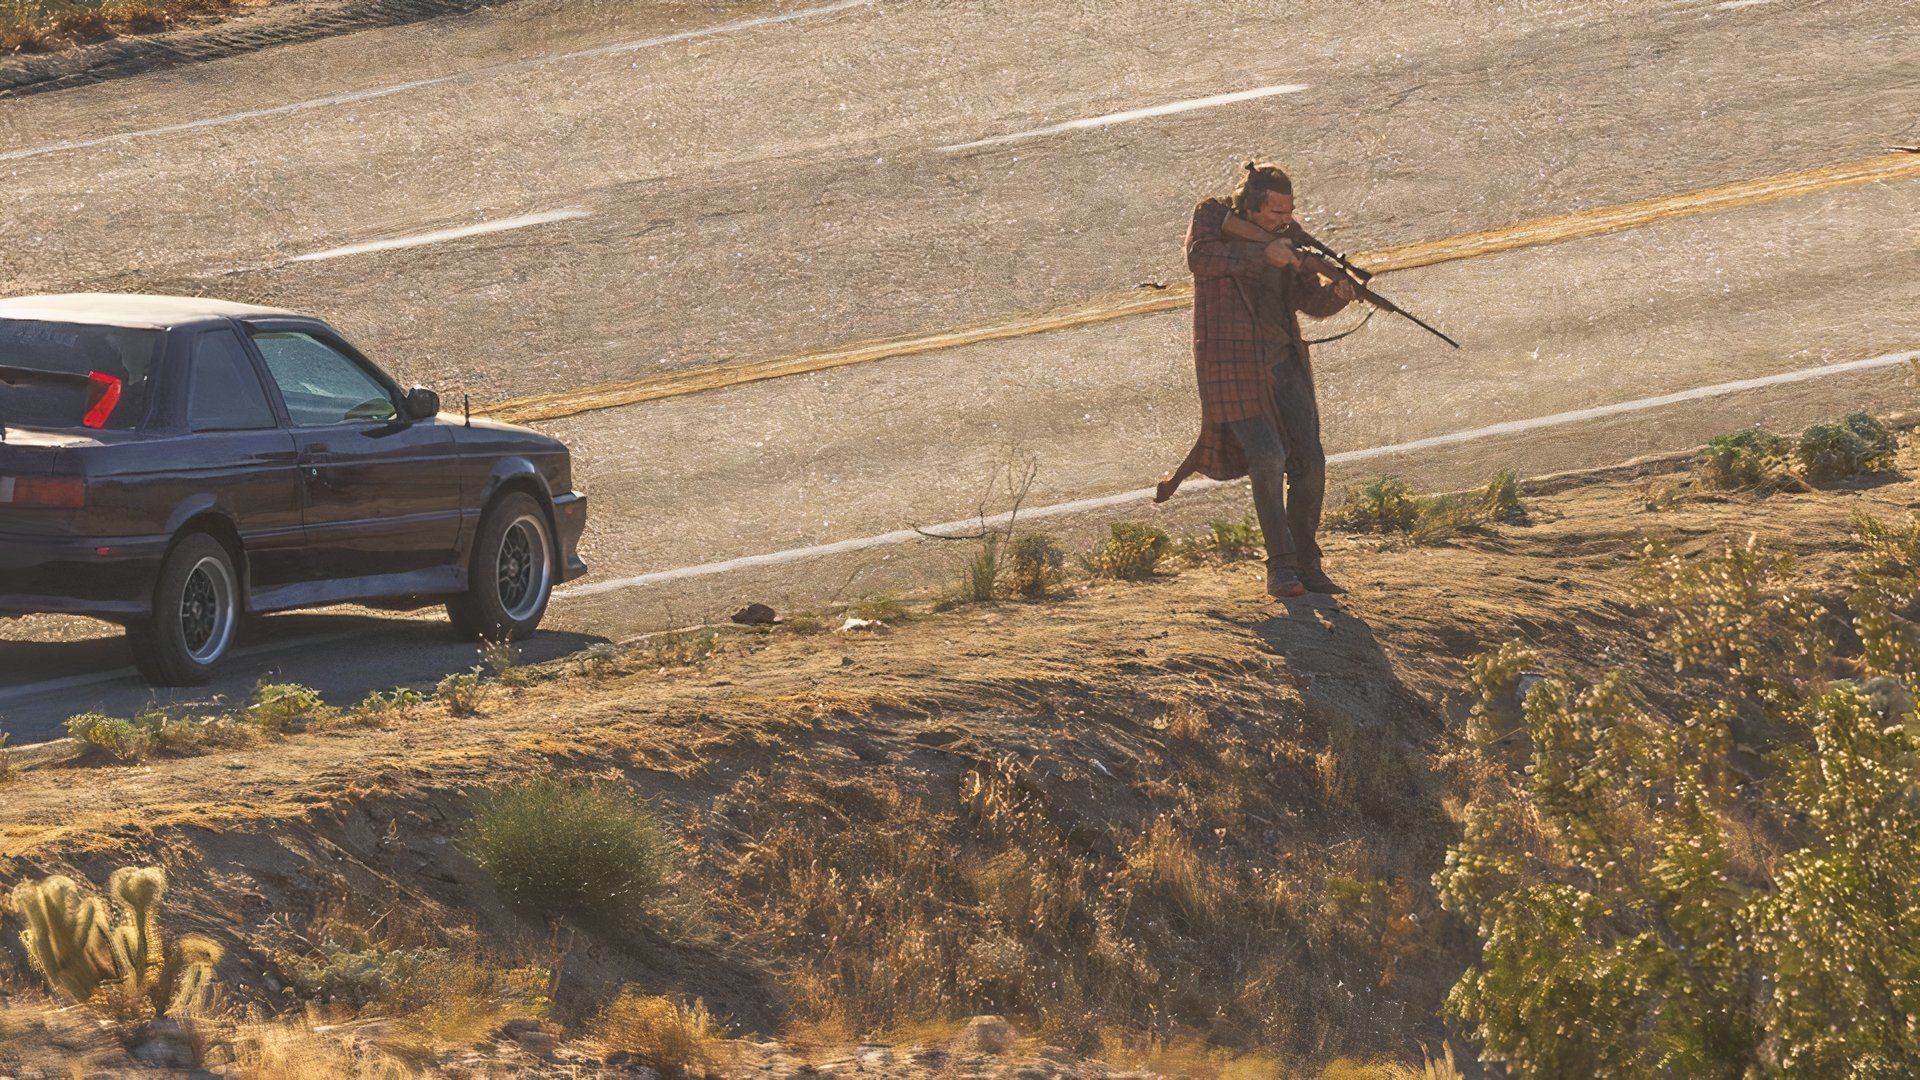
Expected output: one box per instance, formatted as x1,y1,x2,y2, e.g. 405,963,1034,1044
128,1018,195,1069
915,729,963,747
952,1014,1018,1056
732,603,780,625
497,1018,544,1039
837,617,884,633
516,1029,558,1057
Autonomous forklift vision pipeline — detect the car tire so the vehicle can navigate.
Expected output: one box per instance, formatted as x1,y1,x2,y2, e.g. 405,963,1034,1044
448,492,554,642
128,533,242,687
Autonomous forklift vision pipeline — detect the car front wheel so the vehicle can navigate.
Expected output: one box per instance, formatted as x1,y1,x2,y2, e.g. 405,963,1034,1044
128,533,241,686
448,492,554,641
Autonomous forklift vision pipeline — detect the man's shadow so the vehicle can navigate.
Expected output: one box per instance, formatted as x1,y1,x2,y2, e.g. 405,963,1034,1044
1245,594,1442,737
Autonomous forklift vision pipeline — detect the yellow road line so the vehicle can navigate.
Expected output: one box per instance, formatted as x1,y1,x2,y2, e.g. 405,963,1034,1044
488,152,1920,425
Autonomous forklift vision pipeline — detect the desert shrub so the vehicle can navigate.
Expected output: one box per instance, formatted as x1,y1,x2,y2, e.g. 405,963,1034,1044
248,681,333,732
1082,522,1170,580
1329,473,1527,545
65,712,157,762
0,732,13,785
1327,477,1420,534
436,668,491,716
1443,514,1920,1075
1634,535,1832,707
1475,470,1527,524
1847,512,1920,673
591,990,729,1075
466,777,677,931
7,867,223,1021
1004,532,1067,598
68,695,316,759
345,687,426,726
952,535,1003,605
848,593,910,623
642,627,720,667
1701,428,1794,490
271,904,547,1051
1184,515,1263,561
570,643,627,678
227,1014,423,1080
1796,411,1897,483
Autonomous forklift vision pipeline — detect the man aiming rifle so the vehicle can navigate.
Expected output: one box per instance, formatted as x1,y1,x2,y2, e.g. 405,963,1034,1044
1156,161,1454,600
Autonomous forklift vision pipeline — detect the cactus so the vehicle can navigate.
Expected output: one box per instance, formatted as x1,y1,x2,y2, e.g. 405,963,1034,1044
6,866,223,1016
9,875,112,1003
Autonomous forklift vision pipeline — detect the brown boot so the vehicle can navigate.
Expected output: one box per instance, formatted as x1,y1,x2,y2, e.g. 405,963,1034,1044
1267,564,1307,599
1298,565,1345,595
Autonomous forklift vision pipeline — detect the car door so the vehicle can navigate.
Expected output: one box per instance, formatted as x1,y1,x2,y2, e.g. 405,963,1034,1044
245,325,461,583
181,326,304,588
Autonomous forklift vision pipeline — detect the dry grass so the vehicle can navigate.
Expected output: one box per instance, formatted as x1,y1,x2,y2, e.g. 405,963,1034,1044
591,990,731,1076
268,904,548,1058
708,719,1447,1058
226,1011,422,1080
1327,471,1527,545
0,0,240,53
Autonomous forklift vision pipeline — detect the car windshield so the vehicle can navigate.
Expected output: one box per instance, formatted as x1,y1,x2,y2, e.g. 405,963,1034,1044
0,319,159,431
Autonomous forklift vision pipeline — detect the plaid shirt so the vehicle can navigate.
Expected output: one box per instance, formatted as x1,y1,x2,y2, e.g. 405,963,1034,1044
1172,198,1351,483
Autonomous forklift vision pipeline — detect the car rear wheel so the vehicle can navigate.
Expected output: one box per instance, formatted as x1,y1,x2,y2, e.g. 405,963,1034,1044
448,492,554,641
128,533,241,686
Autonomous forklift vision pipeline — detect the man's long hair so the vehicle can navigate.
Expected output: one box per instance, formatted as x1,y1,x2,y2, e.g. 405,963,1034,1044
1228,160,1293,216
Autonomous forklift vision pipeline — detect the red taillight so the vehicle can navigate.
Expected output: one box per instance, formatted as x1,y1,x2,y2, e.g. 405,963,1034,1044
0,476,86,508
82,371,122,430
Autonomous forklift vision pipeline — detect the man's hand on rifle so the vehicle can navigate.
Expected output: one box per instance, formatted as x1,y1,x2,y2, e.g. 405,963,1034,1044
1262,238,1301,270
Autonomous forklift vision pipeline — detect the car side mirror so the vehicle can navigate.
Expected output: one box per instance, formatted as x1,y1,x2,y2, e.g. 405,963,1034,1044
404,386,441,421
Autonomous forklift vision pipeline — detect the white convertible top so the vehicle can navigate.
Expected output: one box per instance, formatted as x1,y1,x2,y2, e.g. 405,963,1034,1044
0,293,299,330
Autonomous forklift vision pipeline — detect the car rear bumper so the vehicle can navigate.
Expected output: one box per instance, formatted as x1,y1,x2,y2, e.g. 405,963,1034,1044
552,491,588,582
0,532,167,620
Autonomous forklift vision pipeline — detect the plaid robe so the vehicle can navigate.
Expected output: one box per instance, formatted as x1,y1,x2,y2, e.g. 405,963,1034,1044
1161,198,1351,492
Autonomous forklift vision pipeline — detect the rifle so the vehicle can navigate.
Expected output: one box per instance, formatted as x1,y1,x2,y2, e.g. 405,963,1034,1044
1218,215,1461,349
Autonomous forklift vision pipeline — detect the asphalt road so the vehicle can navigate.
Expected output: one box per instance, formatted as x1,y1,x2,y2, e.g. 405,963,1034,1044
2,0,1917,742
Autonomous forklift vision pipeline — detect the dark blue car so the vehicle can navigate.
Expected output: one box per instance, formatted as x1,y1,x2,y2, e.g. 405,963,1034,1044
0,293,587,685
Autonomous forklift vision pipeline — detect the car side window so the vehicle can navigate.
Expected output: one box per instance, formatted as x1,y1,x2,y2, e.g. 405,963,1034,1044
188,328,277,432
251,331,397,427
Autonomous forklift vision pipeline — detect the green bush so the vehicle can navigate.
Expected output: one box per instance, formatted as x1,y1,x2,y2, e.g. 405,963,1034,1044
1796,412,1897,483
1441,515,1920,1075
848,593,910,623
467,777,677,930
1083,522,1171,580
1701,428,1793,490
65,712,157,762
247,681,332,732
1191,515,1263,561
1329,473,1528,545
1004,532,1067,598
955,536,1002,605
437,668,492,716
1326,476,1420,534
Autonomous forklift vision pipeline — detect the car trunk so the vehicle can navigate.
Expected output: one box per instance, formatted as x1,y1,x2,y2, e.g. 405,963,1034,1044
0,427,92,537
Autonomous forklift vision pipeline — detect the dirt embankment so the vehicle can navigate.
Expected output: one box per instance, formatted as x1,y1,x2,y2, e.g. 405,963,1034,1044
2,440,1914,1075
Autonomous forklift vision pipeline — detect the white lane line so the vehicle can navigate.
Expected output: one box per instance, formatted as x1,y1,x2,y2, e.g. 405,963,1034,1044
0,0,872,165
556,347,1920,598
939,83,1310,153
288,209,590,263
1713,0,1775,9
